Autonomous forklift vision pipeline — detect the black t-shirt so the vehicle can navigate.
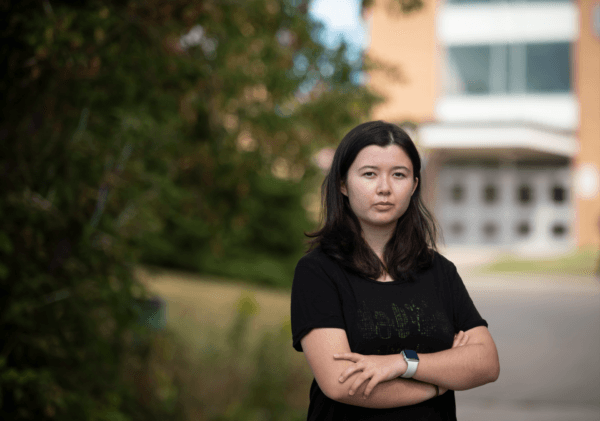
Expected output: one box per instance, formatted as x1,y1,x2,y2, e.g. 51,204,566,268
291,247,488,421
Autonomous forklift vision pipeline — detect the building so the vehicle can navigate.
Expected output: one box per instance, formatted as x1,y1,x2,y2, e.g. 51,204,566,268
366,0,600,254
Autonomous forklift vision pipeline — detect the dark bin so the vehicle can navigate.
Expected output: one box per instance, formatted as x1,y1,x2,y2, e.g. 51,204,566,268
133,296,167,330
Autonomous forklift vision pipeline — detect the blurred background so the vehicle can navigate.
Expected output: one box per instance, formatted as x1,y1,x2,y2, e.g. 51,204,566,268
1,0,598,420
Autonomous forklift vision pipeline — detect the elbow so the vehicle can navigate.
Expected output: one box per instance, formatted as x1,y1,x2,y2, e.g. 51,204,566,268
320,380,358,404
321,385,339,401
485,348,500,384
455,359,500,391
325,389,345,403
318,380,347,402
480,344,500,385
478,359,500,387
488,359,500,383
325,386,352,404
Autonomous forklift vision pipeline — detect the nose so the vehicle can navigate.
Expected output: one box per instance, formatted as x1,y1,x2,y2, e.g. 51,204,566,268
376,175,391,196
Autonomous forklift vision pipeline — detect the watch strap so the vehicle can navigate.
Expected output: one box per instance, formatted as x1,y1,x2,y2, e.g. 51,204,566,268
400,350,419,379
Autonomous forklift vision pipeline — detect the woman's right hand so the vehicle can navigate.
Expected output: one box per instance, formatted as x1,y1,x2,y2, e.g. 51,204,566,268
437,331,470,396
452,330,469,349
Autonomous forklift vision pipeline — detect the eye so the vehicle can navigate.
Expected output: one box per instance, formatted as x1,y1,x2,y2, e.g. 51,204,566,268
363,171,376,177
394,172,406,178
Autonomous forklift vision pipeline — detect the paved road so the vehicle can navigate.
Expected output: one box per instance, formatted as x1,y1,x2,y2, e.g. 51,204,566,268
455,272,600,421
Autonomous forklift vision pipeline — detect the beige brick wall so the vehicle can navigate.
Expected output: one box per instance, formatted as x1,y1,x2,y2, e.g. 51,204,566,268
365,0,438,124
575,1,600,247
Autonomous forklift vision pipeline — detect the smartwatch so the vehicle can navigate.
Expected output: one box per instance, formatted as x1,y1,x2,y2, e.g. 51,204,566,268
400,349,419,378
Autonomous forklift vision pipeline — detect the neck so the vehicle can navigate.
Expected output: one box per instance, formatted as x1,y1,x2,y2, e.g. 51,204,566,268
361,223,396,261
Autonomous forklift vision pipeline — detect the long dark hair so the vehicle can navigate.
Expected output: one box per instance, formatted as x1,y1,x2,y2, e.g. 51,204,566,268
307,120,438,281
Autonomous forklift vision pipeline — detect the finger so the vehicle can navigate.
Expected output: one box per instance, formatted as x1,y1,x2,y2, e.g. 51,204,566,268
363,374,382,397
333,352,361,362
348,372,371,396
459,333,469,346
339,363,363,383
452,331,463,348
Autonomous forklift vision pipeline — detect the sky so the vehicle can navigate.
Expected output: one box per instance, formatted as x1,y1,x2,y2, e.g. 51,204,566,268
308,0,368,60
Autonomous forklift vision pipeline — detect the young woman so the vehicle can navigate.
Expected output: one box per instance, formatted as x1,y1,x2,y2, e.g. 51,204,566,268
291,121,499,420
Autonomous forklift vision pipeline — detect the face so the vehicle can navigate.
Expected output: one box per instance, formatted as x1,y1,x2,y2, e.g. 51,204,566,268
341,144,418,232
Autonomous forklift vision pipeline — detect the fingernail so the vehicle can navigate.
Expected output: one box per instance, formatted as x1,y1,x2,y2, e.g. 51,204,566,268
339,377,343,382
349,390,354,396
333,354,338,358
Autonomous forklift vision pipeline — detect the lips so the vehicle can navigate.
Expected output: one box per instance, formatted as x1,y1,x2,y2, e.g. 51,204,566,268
373,202,394,210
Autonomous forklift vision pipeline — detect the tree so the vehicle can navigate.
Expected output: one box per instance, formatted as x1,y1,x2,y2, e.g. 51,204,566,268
127,0,380,285
0,0,383,418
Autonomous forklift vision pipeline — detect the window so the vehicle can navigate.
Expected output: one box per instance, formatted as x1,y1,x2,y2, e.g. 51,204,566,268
482,222,499,239
446,42,571,95
446,46,491,94
518,184,534,204
551,185,566,203
448,1,570,3
483,184,498,204
551,223,567,238
526,43,571,93
450,222,465,237
516,221,531,237
451,184,466,203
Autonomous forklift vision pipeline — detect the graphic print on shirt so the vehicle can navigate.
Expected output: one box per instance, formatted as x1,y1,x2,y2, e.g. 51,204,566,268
356,296,454,353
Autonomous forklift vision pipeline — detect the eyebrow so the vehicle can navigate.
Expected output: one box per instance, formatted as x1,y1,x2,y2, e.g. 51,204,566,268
358,165,411,171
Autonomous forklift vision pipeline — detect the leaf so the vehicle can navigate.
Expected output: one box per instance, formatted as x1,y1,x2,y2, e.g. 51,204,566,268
0,231,13,254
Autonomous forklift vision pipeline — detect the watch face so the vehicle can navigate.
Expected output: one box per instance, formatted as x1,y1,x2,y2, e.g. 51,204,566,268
404,349,419,361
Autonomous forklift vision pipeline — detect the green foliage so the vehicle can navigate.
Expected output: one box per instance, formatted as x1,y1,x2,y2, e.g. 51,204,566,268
119,0,379,285
137,170,313,287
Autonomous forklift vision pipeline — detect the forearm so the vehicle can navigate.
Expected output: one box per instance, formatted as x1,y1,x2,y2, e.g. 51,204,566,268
415,343,500,391
329,376,438,409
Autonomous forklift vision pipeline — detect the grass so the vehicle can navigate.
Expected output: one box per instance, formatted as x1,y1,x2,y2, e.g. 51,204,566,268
133,266,312,421
135,266,295,345
478,248,599,276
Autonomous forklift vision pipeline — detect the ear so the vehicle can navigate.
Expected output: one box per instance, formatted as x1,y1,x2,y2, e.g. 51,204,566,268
412,177,419,196
340,181,348,197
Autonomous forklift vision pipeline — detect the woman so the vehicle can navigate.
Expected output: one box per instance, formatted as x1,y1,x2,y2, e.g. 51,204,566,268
291,121,499,420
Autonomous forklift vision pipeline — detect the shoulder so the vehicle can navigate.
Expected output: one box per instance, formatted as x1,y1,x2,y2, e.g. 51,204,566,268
292,248,342,290
427,250,460,278
296,246,338,271
431,250,456,268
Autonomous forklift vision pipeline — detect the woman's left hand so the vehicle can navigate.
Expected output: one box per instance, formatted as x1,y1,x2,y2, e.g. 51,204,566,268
333,352,408,397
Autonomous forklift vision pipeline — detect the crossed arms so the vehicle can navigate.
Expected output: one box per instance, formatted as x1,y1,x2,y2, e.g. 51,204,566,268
300,326,500,409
